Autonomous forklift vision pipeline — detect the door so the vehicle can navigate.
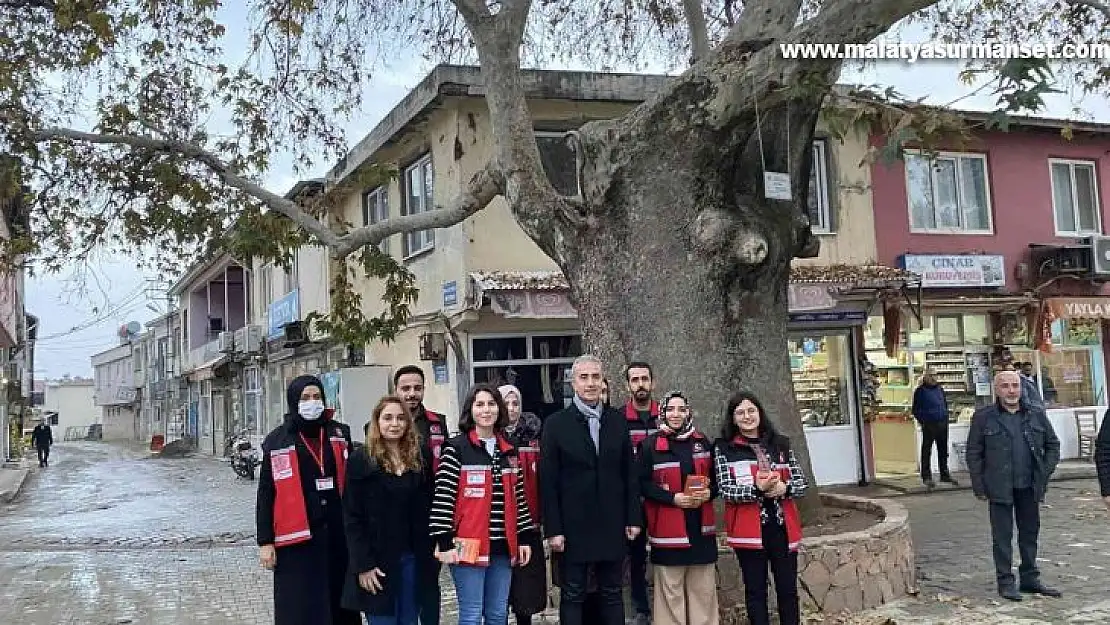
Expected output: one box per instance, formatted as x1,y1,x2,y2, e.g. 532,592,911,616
213,393,226,456
789,329,862,486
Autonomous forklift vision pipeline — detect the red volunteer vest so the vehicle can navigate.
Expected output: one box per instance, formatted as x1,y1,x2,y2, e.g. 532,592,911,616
453,431,521,566
516,441,541,523
271,424,349,548
625,400,660,455
719,437,803,552
644,433,716,549
425,409,446,473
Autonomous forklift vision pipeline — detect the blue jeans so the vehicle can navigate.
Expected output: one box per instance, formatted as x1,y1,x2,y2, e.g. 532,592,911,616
369,553,418,625
450,554,513,625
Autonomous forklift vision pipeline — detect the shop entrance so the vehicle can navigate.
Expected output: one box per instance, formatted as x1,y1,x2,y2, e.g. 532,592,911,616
788,329,863,485
470,333,581,421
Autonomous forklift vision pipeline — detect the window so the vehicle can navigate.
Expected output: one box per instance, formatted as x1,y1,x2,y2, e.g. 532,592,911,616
362,186,390,254
808,140,833,232
1049,159,1101,235
906,151,991,233
282,252,298,295
402,155,435,258
535,132,579,196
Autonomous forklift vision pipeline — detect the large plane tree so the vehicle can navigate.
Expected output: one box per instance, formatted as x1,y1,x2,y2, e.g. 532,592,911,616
1,0,1102,517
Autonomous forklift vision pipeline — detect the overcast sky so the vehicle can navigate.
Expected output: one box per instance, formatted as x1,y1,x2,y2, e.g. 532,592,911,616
27,18,1110,379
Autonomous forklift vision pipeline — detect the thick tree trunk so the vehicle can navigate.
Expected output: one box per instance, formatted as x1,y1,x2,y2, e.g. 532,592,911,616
555,107,826,522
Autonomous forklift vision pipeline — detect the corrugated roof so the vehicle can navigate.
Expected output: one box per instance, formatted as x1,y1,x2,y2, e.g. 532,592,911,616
471,265,916,292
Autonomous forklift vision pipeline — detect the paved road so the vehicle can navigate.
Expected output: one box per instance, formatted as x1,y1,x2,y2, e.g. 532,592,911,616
853,478,1110,624
2,442,1107,624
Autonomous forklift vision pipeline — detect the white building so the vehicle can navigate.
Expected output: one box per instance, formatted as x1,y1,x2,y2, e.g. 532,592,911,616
43,378,96,440
91,341,137,441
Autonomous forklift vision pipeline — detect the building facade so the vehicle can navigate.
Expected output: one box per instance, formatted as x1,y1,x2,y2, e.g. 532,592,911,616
43,378,96,440
1,165,32,463
869,114,1110,478
91,341,137,441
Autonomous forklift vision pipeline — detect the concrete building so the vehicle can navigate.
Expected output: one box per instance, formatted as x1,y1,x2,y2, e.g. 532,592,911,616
319,64,913,484
0,161,32,463
43,378,96,440
91,340,137,441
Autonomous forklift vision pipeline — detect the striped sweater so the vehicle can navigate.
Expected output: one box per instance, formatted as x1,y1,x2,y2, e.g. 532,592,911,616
429,440,535,551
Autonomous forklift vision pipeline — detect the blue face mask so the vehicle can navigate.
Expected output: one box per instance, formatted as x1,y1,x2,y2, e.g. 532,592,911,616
298,400,325,420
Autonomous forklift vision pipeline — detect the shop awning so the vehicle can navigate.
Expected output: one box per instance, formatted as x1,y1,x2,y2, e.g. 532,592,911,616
470,265,918,318
1044,296,1110,319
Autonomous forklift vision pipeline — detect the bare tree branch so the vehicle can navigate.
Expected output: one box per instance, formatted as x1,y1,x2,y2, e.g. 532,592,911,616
1068,0,1110,19
682,0,711,62
734,0,804,41
33,127,342,249
333,163,504,258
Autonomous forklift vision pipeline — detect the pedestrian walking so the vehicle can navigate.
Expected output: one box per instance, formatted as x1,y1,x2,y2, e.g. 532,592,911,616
622,362,658,624
965,370,1062,601
639,391,719,625
1096,412,1109,512
498,384,548,625
393,364,448,625
31,420,53,467
342,395,437,625
912,368,957,489
540,354,640,625
255,375,361,625
429,384,535,625
714,391,808,625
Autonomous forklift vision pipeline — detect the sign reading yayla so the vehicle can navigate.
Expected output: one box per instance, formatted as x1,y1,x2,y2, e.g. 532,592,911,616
1046,297,1110,319
900,254,1005,288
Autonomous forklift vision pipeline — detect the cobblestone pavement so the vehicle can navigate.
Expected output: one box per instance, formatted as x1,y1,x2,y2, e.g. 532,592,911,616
848,478,1110,624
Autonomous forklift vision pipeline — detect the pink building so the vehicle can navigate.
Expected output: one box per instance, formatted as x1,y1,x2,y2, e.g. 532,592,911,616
865,114,1110,481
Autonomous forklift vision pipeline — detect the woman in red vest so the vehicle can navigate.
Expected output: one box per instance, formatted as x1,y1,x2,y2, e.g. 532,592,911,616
256,375,361,625
341,395,436,624
713,391,809,625
497,384,547,625
638,390,718,625
428,383,536,625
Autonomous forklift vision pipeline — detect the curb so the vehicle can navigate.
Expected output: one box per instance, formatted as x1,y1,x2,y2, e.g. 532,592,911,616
0,468,30,504
870,465,1098,497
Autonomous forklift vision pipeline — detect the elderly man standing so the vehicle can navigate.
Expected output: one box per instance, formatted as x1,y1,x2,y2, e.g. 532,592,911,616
966,370,1061,602
541,354,641,625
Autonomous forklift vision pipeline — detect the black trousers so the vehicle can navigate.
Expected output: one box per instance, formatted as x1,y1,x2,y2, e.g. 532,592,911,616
628,530,650,615
36,446,50,466
559,560,624,625
735,524,800,625
417,560,440,625
919,420,950,481
989,488,1041,588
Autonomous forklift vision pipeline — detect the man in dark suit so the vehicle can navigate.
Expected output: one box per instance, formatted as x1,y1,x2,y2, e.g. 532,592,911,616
1096,412,1109,513
31,420,53,467
540,354,640,625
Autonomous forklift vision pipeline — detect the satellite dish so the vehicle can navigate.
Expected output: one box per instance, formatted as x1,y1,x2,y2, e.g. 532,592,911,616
126,321,142,336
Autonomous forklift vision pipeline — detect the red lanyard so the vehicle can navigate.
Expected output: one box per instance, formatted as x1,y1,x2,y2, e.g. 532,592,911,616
298,430,327,475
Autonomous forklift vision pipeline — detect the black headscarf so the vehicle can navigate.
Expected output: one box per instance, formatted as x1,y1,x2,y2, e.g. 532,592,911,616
286,374,327,434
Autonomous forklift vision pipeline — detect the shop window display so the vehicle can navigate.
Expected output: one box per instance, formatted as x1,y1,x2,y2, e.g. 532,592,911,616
789,334,851,427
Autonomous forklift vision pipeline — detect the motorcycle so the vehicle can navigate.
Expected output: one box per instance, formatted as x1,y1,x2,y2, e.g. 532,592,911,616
226,431,262,480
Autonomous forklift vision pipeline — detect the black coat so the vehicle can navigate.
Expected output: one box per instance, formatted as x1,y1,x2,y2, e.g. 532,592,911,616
506,415,548,616
31,424,52,449
341,449,437,615
966,402,1060,504
540,403,639,563
255,374,361,625
1096,410,1110,498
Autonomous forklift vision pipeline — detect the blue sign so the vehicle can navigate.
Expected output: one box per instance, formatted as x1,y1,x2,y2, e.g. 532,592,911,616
442,281,457,308
267,290,300,339
320,371,341,410
433,361,449,385
789,310,867,324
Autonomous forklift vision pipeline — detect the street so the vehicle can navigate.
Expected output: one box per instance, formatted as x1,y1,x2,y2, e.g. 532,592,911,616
1,442,1108,624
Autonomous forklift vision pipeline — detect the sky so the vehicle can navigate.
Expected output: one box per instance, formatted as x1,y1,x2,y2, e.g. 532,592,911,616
26,13,1110,380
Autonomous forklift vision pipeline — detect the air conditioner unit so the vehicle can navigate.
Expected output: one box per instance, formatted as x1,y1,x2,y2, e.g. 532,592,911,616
235,325,264,354
1088,235,1110,276
217,331,235,354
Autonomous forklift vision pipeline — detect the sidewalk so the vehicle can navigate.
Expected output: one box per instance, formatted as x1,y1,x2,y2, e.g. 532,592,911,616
827,459,1098,498
0,465,30,504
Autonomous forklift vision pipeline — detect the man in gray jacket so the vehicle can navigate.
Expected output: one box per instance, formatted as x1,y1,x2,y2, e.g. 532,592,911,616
966,370,1061,602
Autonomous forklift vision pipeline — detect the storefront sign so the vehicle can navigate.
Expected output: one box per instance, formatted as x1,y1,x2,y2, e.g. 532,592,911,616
267,290,300,339
788,310,867,324
1045,296,1110,319
442,281,458,308
788,284,837,311
900,254,1005,288
489,291,578,319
